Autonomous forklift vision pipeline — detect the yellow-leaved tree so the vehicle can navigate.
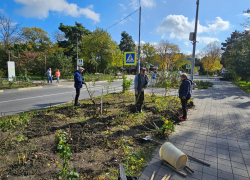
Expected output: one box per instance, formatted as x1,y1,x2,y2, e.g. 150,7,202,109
201,41,223,74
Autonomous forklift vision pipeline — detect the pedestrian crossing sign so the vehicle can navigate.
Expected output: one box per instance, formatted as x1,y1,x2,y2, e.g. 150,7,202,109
186,64,191,69
78,59,83,66
124,52,136,65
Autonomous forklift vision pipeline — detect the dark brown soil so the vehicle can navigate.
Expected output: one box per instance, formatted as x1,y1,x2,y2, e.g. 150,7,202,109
0,93,185,180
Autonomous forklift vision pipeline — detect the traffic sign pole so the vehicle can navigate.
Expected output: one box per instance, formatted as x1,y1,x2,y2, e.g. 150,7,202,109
137,6,141,74
191,0,200,81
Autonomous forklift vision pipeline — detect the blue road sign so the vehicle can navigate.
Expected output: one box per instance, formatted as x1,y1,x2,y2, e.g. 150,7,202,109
186,64,191,69
170,66,173,70
124,52,136,65
197,66,200,70
78,59,83,66
186,58,192,60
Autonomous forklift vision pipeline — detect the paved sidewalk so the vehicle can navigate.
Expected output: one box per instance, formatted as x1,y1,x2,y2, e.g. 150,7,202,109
139,80,250,180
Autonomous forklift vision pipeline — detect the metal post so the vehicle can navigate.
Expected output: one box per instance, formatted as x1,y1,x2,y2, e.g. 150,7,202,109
76,36,78,70
137,6,142,74
101,88,103,115
191,0,200,81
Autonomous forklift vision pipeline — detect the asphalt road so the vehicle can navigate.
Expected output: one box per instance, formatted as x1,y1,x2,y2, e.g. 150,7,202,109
0,80,125,116
0,75,217,116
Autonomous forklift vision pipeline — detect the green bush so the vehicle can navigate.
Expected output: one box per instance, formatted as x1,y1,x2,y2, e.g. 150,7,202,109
194,80,213,89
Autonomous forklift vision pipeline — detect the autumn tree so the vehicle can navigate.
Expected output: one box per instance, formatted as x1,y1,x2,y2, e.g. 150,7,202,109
80,28,123,73
141,43,157,64
155,40,180,70
201,41,222,74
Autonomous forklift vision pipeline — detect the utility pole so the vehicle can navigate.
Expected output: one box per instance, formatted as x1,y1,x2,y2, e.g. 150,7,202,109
137,6,142,74
191,0,200,81
76,36,78,70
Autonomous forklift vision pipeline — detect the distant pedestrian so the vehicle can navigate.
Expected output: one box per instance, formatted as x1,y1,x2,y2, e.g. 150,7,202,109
74,67,86,106
134,67,149,113
179,73,191,121
46,68,52,83
151,71,157,87
55,69,61,83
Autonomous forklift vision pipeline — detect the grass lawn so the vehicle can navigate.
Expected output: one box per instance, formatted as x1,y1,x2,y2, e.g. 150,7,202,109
0,80,43,90
233,81,250,93
0,92,193,180
194,80,213,89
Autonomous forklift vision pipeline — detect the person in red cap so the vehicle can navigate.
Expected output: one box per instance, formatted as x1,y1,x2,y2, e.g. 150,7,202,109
179,73,192,121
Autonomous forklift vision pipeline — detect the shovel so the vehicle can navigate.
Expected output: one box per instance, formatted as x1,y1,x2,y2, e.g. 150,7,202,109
141,136,210,166
85,84,96,104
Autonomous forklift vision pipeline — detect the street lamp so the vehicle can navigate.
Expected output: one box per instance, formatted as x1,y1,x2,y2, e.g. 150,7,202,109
190,0,200,81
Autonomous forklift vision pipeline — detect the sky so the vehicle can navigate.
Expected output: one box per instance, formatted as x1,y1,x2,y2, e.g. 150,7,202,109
0,0,249,55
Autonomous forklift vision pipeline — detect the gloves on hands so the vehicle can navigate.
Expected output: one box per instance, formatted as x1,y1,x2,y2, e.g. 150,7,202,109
182,96,186,100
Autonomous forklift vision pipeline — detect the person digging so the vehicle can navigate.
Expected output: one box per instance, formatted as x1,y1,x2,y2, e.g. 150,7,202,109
74,67,87,106
179,73,191,121
134,67,149,113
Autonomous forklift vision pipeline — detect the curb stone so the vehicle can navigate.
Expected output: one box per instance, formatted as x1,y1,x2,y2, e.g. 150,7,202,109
0,86,44,93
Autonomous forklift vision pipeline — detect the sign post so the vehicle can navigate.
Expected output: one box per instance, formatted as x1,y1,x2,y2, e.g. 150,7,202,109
78,59,83,66
124,52,136,65
7,61,15,81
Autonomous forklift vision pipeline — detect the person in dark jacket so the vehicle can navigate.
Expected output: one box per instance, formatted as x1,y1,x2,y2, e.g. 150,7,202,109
179,73,191,121
134,67,149,113
74,67,86,106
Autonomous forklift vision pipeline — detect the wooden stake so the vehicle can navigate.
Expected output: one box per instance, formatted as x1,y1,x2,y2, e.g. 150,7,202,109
161,160,187,177
165,174,172,180
161,174,168,180
185,165,194,173
150,171,156,180
187,155,210,166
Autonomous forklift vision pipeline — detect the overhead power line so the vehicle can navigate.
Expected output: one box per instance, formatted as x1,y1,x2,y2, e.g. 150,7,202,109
105,8,140,30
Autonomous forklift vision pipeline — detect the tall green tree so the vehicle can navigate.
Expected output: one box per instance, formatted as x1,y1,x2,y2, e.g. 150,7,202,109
119,31,136,52
80,28,123,73
48,50,73,77
58,22,91,60
221,30,250,81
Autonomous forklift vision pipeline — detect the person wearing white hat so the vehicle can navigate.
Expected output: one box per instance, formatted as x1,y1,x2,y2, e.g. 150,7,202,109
74,67,86,106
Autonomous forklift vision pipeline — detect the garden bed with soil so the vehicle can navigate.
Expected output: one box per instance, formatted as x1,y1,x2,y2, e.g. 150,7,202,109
0,92,193,180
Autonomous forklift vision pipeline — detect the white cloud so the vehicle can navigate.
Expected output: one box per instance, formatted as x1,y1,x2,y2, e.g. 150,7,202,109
157,15,230,44
243,13,250,18
119,3,127,10
14,0,100,23
183,50,192,55
130,0,155,10
162,0,167,3
135,41,158,47
197,37,219,44
119,14,133,25
184,41,190,47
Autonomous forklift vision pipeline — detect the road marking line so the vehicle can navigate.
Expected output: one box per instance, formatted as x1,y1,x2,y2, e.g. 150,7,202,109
0,91,75,104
